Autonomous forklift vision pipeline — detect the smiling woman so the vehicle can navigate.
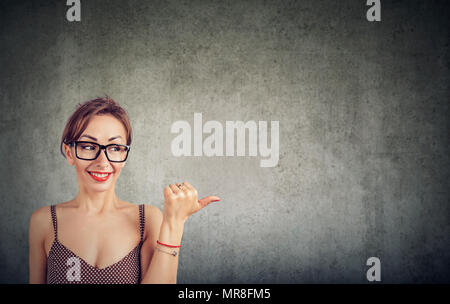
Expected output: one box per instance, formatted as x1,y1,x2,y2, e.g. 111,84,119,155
59,98,132,159
28,96,221,284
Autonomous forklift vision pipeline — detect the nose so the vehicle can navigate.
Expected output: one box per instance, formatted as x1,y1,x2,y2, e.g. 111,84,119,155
95,147,110,165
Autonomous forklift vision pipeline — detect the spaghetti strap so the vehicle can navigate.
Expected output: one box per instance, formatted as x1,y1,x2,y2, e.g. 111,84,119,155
50,205,58,241
139,204,145,243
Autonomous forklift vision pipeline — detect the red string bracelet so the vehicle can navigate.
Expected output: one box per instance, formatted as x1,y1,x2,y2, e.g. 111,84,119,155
157,240,182,248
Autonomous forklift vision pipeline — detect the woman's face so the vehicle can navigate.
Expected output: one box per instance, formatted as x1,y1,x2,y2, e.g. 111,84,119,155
64,114,128,193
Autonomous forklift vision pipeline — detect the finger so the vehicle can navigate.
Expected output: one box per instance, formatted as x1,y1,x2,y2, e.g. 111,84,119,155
177,182,188,192
180,181,197,196
163,186,174,198
180,181,193,191
198,196,221,209
169,184,181,194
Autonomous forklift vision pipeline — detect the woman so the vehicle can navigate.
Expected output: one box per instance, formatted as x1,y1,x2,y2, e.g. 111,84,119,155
28,97,220,283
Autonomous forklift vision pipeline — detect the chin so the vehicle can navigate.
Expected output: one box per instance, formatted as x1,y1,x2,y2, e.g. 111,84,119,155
89,182,113,192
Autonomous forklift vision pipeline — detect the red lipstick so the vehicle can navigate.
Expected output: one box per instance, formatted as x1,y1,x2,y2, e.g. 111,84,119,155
87,171,112,182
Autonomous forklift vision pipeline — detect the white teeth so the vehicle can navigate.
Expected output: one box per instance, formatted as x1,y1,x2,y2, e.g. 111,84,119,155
89,172,110,177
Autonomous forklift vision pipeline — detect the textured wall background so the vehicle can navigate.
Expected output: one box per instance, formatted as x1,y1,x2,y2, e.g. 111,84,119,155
0,0,449,283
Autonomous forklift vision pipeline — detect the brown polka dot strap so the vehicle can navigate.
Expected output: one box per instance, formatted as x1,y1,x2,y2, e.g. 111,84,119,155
46,204,145,284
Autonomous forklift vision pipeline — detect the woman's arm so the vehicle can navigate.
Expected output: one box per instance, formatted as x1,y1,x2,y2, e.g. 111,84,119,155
29,206,49,283
140,218,184,283
140,182,220,284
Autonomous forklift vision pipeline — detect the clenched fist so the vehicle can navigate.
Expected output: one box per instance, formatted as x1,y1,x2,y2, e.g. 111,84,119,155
163,181,221,224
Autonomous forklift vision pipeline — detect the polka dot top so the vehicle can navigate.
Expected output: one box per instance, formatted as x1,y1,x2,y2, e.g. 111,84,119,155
46,204,145,284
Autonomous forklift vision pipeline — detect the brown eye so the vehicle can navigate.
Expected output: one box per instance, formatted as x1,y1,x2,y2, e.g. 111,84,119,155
80,144,96,150
108,145,122,152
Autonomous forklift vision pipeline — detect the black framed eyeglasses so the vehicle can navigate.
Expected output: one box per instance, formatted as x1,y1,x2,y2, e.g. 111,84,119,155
68,141,130,162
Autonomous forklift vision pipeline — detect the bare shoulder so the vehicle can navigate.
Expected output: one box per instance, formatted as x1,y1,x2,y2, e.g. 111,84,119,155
30,205,51,226
143,203,162,219
29,205,52,240
119,201,161,218
120,201,162,226
141,204,163,241
143,204,162,224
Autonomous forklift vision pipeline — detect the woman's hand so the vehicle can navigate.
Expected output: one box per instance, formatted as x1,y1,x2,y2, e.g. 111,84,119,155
142,181,220,283
163,181,221,225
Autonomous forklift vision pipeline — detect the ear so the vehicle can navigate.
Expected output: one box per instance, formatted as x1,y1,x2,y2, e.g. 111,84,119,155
64,143,75,166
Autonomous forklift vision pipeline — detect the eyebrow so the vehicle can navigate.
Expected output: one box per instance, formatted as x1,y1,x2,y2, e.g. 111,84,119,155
80,135,123,142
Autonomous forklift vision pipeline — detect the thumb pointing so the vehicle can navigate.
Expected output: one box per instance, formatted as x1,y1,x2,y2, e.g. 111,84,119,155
198,196,221,209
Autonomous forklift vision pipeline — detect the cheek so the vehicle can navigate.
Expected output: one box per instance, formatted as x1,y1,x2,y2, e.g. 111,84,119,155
113,164,124,173
74,161,89,173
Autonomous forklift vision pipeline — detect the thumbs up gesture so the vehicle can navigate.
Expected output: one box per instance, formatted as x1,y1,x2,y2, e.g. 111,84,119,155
163,181,220,224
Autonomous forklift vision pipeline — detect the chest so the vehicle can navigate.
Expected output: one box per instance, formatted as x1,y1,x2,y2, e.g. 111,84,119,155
46,213,141,270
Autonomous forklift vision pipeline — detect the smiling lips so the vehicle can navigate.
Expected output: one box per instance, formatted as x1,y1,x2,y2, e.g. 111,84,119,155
88,171,112,182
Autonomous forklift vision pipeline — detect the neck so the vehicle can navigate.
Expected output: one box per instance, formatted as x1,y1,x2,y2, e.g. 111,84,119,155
73,186,121,215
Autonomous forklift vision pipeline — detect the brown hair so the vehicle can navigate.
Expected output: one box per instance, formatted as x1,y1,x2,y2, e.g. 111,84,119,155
60,96,132,158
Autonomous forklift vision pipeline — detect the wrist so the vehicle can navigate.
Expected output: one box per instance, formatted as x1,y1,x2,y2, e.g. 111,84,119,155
158,219,185,246
162,216,186,229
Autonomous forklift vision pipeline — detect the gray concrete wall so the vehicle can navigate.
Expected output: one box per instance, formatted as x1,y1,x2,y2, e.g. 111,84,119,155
0,0,449,283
